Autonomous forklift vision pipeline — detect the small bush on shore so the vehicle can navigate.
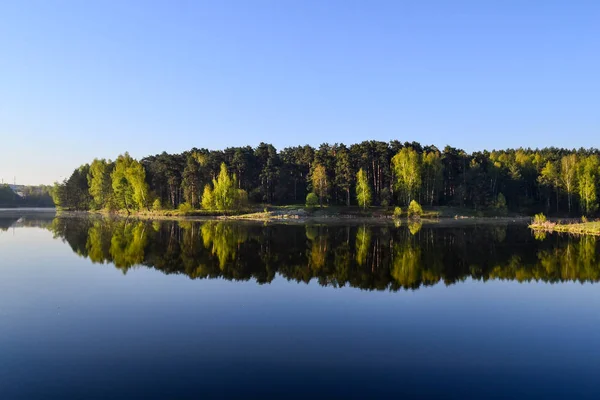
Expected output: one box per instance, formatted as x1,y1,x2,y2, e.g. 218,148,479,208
393,207,402,218
407,201,423,218
306,193,319,207
533,213,547,225
178,202,193,213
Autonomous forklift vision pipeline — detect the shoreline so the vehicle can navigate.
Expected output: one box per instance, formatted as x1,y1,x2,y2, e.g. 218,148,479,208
529,221,600,236
0,207,532,226
48,209,531,226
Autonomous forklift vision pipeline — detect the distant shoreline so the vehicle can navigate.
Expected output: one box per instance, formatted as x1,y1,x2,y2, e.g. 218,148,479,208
0,207,56,215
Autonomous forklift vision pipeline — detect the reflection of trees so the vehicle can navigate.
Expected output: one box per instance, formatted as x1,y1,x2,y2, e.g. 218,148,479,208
306,225,328,270
391,241,422,288
407,220,422,235
86,220,112,263
44,218,600,291
0,217,19,231
201,222,248,269
355,226,371,266
109,221,148,272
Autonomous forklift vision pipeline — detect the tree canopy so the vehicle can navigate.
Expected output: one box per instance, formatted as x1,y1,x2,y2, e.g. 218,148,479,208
51,141,600,216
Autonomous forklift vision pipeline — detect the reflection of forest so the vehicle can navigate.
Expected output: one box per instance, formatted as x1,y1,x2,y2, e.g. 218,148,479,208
45,217,600,290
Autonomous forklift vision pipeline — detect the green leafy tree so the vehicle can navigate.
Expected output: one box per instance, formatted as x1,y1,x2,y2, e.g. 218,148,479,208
355,168,372,209
88,159,113,210
201,163,244,211
355,225,371,266
212,163,236,210
578,155,599,215
407,200,423,218
306,192,319,207
561,154,578,214
111,153,149,212
54,165,92,210
311,163,329,207
392,147,421,205
201,184,215,209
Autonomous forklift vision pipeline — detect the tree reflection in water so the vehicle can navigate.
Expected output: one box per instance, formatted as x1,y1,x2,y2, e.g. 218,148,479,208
45,217,600,290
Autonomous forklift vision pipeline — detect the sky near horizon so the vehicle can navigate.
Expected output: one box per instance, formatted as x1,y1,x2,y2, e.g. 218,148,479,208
1,1,599,185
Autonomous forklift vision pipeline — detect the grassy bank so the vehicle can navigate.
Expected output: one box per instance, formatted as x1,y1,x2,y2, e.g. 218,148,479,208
530,221,600,236
57,204,527,223
529,216,600,236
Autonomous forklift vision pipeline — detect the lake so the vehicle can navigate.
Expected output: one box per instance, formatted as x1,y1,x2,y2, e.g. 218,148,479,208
1,214,600,399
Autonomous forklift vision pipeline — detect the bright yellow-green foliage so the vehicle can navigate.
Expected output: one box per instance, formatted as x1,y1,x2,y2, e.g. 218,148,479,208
407,200,423,217
355,168,371,209
201,222,249,269
201,163,247,211
88,159,112,210
408,220,422,235
212,163,236,210
306,192,319,207
355,226,371,266
578,155,599,215
152,198,162,211
533,213,547,224
393,207,402,218
306,226,328,270
391,241,422,288
561,154,578,213
392,147,421,205
109,221,148,271
201,184,214,209
178,202,193,213
311,164,328,207
111,153,149,211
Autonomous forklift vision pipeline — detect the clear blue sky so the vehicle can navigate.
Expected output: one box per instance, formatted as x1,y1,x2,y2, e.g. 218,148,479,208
1,0,598,185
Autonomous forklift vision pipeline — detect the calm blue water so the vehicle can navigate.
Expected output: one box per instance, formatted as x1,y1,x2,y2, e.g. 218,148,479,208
1,216,599,399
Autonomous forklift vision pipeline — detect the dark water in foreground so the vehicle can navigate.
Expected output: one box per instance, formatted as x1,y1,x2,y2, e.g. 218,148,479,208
1,215,600,399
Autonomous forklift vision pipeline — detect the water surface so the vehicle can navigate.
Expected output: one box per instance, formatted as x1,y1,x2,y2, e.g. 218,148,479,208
1,215,599,399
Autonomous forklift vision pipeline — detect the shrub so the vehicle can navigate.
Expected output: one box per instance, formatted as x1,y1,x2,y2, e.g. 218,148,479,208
306,193,319,207
407,200,423,218
152,199,162,211
582,215,588,223
494,193,508,215
495,193,507,210
178,202,193,213
393,207,402,218
533,213,547,225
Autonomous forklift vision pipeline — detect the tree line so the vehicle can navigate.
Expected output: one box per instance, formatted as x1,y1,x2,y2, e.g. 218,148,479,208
0,184,54,208
52,141,600,216
45,218,600,290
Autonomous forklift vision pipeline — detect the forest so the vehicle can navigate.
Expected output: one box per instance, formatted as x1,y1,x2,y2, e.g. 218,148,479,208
51,140,600,216
0,184,54,208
